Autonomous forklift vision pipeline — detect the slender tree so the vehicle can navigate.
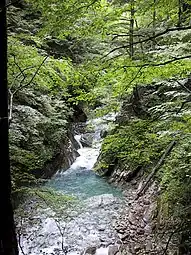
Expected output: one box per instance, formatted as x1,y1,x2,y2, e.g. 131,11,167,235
0,0,18,254
178,0,183,27
129,0,135,57
152,0,156,49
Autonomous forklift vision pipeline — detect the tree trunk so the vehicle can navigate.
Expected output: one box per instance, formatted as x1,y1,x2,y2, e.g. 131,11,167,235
129,0,135,58
9,90,13,124
0,1,19,254
152,0,156,49
178,0,182,27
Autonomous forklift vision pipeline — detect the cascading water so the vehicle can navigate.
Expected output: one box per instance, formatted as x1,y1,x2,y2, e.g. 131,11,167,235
45,115,122,199
18,114,124,255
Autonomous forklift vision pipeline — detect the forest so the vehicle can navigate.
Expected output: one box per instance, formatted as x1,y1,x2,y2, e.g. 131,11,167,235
0,0,191,254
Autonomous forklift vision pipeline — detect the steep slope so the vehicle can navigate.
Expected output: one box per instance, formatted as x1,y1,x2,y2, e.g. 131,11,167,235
95,76,191,254
7,3,90,196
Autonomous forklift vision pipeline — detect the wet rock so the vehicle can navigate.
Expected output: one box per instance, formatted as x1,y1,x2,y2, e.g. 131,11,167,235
120,233,129,241
71,104,87,122
85,247,97,255
145,241,152,251
80,133,94,147
131,179,137,186
134,244,141,252
98,225,106,231
108,245,119,255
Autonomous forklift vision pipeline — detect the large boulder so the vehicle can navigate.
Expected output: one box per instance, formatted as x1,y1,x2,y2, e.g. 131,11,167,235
80,133,94,147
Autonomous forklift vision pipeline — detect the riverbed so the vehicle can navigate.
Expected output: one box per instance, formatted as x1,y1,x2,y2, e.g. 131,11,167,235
16,115,125,255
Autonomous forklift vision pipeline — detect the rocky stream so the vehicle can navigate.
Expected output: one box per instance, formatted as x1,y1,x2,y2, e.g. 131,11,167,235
16,114,127,255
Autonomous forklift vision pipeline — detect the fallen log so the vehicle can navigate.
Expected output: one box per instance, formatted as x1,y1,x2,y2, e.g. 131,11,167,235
135,140,176,199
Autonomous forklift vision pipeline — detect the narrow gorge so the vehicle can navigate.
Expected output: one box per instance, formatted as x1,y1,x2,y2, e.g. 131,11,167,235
15,114,125,255
2,0,191,254
16,75,191,255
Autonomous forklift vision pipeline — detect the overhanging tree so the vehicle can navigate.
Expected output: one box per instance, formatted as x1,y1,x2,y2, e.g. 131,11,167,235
0,1,18,254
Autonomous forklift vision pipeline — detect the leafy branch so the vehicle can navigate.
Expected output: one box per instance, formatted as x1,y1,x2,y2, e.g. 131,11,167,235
8,55,48,124
122,55,191,69
104,26,191,58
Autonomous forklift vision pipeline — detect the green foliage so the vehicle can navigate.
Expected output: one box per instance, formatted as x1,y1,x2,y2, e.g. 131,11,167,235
8,37,73,92
158,130,191,250
159,114,191,216
7,36,95,191
95,119,173,174
26,0,106,37
96,78,191,250
16,0,191,113
161,137,191,208
7,1,191,250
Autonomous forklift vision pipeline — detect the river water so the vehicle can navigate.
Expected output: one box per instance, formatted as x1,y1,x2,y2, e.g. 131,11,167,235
17,114,124,255
45,116,122,200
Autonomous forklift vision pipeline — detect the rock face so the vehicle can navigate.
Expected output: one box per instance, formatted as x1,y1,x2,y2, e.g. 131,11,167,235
97,78,191,185
116,78,191,126
7,2,89,191
33,133,80,179
42,37,88,63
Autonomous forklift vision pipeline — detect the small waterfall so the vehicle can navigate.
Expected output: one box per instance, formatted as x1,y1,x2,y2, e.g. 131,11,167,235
45,114,120,199
74,134,83,149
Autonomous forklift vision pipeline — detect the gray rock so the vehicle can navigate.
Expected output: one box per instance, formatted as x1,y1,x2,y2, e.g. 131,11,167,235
108,245,119,255
143,199,150,205
80,133,94,147
145,241,152,251
144,224,152,234
85,247,97,255
137,228,144,235
121,233,129,241
100,130,108,138
98,225,106,231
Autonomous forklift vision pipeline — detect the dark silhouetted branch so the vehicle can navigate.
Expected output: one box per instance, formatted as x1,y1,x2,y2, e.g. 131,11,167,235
122,55,191,68
162,225,183,255
8,56,48,124
0,0,21,11
104,26,191,58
